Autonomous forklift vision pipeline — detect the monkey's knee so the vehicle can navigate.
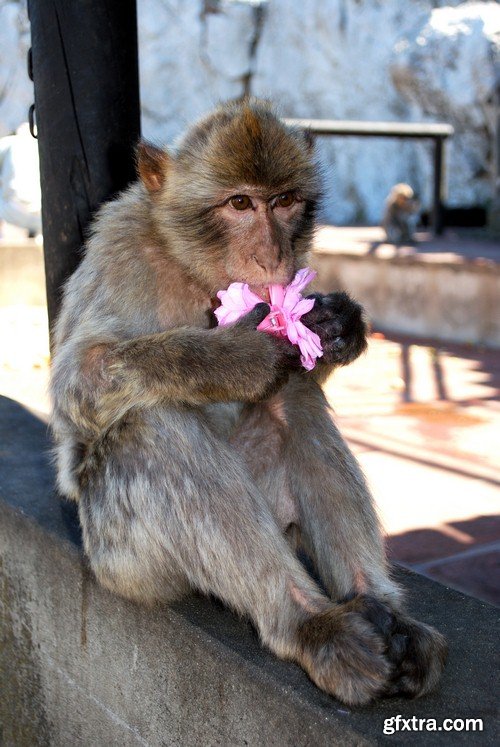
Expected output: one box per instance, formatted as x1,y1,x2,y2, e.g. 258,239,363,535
89,550,189,606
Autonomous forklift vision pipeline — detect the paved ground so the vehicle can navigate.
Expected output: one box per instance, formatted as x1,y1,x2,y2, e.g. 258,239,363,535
327,331,500,605
1,225,499,606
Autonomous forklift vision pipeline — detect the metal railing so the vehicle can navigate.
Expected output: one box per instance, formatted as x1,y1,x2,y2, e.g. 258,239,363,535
285,119,454,235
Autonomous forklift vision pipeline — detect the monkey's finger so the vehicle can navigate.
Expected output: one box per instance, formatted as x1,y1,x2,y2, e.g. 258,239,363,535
312,318,344,337
302,297,329,326
238,302,270,328
305,292,324,304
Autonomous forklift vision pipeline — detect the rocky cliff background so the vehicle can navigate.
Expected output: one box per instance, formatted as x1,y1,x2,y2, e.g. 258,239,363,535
1,0,498,224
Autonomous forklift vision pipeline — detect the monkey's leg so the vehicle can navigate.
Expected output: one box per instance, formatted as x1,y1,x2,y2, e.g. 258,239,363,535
229,381,392,601
275,376,447,698
79,407,395,706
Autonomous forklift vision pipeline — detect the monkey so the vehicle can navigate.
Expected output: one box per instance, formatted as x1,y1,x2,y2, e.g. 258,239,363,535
383,183,420,244
50,100,447,707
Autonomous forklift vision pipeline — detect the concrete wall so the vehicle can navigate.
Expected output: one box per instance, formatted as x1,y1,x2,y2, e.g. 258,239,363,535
313,251,500,348
0,396,499,746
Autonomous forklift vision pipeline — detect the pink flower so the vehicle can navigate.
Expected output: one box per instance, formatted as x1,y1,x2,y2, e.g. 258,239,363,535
214,267,323,370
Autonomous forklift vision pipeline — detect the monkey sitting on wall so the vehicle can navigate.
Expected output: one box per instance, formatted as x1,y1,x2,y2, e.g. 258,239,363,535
383,183,420,244
51,100,446,706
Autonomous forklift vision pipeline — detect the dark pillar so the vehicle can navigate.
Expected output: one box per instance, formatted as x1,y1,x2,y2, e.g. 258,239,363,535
28,0,141,330
488,85,500,234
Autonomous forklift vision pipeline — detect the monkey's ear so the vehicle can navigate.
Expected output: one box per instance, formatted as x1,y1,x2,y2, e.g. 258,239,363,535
136,141,170,193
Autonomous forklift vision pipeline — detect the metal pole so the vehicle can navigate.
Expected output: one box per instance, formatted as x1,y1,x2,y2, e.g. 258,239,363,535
28,0,141,331
488,85,500,233
432,137,445,236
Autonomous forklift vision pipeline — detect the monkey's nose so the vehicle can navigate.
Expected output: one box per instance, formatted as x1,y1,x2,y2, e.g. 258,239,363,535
252,252,281,273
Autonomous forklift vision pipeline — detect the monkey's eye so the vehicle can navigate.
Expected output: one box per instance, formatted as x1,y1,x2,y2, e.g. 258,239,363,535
276,192,295,208
229,195,252,211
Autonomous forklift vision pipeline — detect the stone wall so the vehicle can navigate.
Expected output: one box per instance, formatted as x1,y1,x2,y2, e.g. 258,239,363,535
1,396,498,745
1,1,499,224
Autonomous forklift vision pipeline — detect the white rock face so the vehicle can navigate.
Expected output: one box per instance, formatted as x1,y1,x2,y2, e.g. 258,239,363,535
391,2,500,210
0,2,32,137
2,0,498,224
250,0,436,222
139,0,261,144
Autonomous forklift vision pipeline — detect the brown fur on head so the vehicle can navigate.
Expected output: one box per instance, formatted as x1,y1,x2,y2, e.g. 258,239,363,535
136,99,321,297
387,183,416,211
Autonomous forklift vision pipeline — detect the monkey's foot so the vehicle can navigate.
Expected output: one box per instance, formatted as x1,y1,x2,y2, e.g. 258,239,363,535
296,598,393,706
349,596,448,699
383,615,448,698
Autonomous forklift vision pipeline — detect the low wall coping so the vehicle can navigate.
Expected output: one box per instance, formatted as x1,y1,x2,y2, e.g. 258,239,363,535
0,395,498,745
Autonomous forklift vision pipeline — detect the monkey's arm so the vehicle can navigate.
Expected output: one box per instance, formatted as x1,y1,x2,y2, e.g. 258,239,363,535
52,304,295,436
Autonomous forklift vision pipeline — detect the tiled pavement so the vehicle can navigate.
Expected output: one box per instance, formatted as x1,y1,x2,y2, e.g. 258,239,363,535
326,332,500,606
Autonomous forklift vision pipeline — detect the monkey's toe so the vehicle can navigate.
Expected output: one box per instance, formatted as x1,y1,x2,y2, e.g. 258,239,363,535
344,594,396,638
342,597,448,700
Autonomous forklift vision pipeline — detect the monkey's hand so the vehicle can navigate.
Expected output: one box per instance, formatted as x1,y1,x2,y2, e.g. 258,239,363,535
301,292,368,367
229,302,301,397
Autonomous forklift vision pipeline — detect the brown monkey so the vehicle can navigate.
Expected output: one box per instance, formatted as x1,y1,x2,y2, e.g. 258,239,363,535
383,183,420,244
50,100,446,706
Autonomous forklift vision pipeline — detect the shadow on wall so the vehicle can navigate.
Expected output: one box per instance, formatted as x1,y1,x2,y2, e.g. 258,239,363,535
388,515,500,607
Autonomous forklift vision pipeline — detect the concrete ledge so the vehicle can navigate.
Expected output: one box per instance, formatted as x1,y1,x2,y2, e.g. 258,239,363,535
1,395,499,745
313,229,500,348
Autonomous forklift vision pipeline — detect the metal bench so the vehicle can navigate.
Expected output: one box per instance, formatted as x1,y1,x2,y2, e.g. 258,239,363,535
285,119,455,235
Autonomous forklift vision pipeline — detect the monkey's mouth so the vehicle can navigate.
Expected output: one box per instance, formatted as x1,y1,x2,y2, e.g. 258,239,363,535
248,278,293,303
249,285,271,302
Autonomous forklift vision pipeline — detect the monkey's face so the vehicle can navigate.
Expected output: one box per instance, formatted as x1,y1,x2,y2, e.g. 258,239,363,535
206,186,310,300
139,101,321,294
395,195,410,209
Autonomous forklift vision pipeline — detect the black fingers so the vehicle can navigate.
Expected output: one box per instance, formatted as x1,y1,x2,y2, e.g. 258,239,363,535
302,292,368,366
238,302,270,328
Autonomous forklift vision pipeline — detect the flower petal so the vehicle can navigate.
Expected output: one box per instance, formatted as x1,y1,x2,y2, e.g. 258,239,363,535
269,284,285,307
242,284,265,308
214,306,244,325
293,320,323,369
217,284,247,311
290,297,315,319
288,267,317,294
215,267,321,369
285,319,300,345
